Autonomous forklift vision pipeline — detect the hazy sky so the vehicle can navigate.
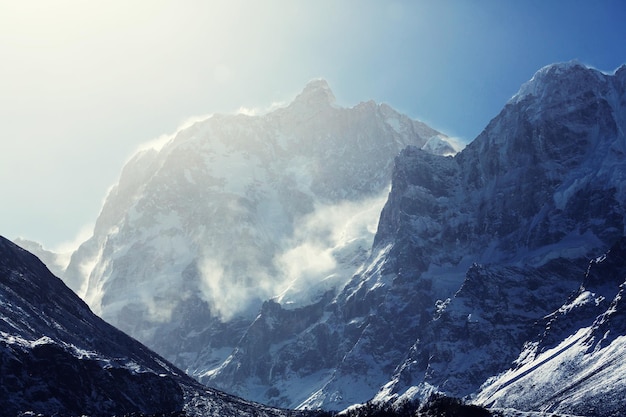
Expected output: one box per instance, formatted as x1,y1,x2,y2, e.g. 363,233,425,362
2,0,625,250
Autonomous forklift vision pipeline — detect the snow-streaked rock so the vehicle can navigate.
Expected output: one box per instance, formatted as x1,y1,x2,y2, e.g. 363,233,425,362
476,238,626,416
365,62,626,410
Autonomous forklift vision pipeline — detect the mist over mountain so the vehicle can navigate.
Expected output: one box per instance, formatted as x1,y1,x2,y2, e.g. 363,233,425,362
56,79,458,395
15,62,626,416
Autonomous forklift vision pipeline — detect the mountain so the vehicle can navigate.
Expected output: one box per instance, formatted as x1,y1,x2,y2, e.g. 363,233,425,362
207,62,626,411
366,62,626,409
0,235,316,416
26,62,626,414
369,60,626,401
59,79,458,390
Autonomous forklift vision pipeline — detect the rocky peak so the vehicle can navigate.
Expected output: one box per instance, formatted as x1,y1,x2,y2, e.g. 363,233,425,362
369,63,626,408
289,78,337,109
458,61,624,205
511,60,607,106
615,63,626,83
582,236,626,292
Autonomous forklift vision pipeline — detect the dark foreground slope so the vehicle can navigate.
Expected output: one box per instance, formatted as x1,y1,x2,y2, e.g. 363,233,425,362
0,236,308,417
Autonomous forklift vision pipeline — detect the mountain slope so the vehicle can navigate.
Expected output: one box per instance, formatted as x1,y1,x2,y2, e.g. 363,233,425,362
0,235,312,417
476,237,626,416
59,79,458,382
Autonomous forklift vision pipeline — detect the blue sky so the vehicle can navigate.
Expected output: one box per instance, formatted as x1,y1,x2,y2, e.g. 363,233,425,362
1,0,625,250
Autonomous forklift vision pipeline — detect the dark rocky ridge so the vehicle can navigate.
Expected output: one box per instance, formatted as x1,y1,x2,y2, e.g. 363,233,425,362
0,236,313,417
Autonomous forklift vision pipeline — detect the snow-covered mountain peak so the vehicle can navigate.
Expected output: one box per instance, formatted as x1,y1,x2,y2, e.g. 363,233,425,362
363,63,626,411
59,78,457,394
290,78,337,108
510,60,608,106
14,62,626,414
460,62,625,197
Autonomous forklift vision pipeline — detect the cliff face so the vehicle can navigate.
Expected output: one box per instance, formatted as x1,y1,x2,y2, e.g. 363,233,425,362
372,61,626,406
379,61,626,272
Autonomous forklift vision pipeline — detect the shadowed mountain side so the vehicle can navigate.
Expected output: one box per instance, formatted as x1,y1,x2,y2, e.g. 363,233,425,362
0,236,316,417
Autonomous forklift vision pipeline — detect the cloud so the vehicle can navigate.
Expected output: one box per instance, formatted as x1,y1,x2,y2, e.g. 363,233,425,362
237,106,259,116
445,136,469,153
272,192,388,306
196,191,388,319
237,100,290,117
134,113,214,153
52,223,95,270
135,133,173,153
197,258,229,318
197,256,274,321
276,241,337,288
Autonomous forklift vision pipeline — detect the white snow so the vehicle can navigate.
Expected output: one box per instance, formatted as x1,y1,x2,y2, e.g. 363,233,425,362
511,60,592,104
476,322,626,415
558,291,594,315
384,115,403,134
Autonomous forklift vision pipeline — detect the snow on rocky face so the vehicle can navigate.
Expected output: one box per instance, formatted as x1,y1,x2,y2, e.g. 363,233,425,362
60,79,458,387
206,62,626,411
0,236,312,417
367,62,626,408
476,237,626,416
